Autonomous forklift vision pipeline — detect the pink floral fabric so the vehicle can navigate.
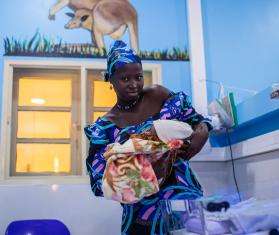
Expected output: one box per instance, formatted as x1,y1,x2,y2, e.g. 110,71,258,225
102,136,177,204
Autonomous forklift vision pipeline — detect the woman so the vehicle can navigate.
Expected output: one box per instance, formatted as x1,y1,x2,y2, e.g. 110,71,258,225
84,40,213,234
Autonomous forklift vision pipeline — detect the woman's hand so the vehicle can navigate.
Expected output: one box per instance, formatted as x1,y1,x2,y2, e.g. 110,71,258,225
178,122,209,160
146,151,175,185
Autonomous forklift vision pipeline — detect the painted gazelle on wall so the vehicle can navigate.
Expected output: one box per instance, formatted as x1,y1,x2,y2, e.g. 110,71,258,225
49,0,139,51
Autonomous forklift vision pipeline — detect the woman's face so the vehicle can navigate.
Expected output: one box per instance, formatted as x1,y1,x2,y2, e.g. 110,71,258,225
110,63,144,102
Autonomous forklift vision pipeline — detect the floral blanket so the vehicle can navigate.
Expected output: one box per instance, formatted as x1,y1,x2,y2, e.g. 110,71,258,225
102,132,184,204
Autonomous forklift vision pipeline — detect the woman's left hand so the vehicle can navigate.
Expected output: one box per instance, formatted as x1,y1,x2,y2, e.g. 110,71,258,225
177,123,209,160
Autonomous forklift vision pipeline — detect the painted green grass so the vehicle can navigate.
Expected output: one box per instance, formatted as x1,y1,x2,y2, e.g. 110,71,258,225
4,32,189,61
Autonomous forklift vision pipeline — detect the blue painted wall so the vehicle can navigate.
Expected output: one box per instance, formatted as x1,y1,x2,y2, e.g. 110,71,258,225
0,0,191,123
202,0,279,104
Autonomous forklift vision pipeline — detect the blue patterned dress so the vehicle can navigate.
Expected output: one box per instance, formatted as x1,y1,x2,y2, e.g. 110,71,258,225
84,92,212,235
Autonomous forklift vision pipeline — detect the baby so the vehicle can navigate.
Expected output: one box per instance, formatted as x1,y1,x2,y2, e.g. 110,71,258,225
102,119,194,204
149,119,193,144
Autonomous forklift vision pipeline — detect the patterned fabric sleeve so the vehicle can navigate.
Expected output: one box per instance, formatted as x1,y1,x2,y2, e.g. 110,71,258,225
84,122,110,197
161,91,213,131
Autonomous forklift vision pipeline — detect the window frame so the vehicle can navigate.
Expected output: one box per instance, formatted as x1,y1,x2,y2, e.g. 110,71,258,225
0,58,162,184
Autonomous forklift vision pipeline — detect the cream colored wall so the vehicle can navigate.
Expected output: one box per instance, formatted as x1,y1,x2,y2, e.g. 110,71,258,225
191,149,279,202
0,184,122,235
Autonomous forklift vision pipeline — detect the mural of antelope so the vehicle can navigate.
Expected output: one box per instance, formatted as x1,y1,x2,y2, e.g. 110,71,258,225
49,0,139,51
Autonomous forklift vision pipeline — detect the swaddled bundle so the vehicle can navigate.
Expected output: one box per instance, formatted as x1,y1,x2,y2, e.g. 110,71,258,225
102,120,193,204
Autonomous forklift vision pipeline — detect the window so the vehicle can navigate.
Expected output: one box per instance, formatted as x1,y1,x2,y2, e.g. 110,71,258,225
11,68,81,176
87,70,117,122
0,59,161,179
